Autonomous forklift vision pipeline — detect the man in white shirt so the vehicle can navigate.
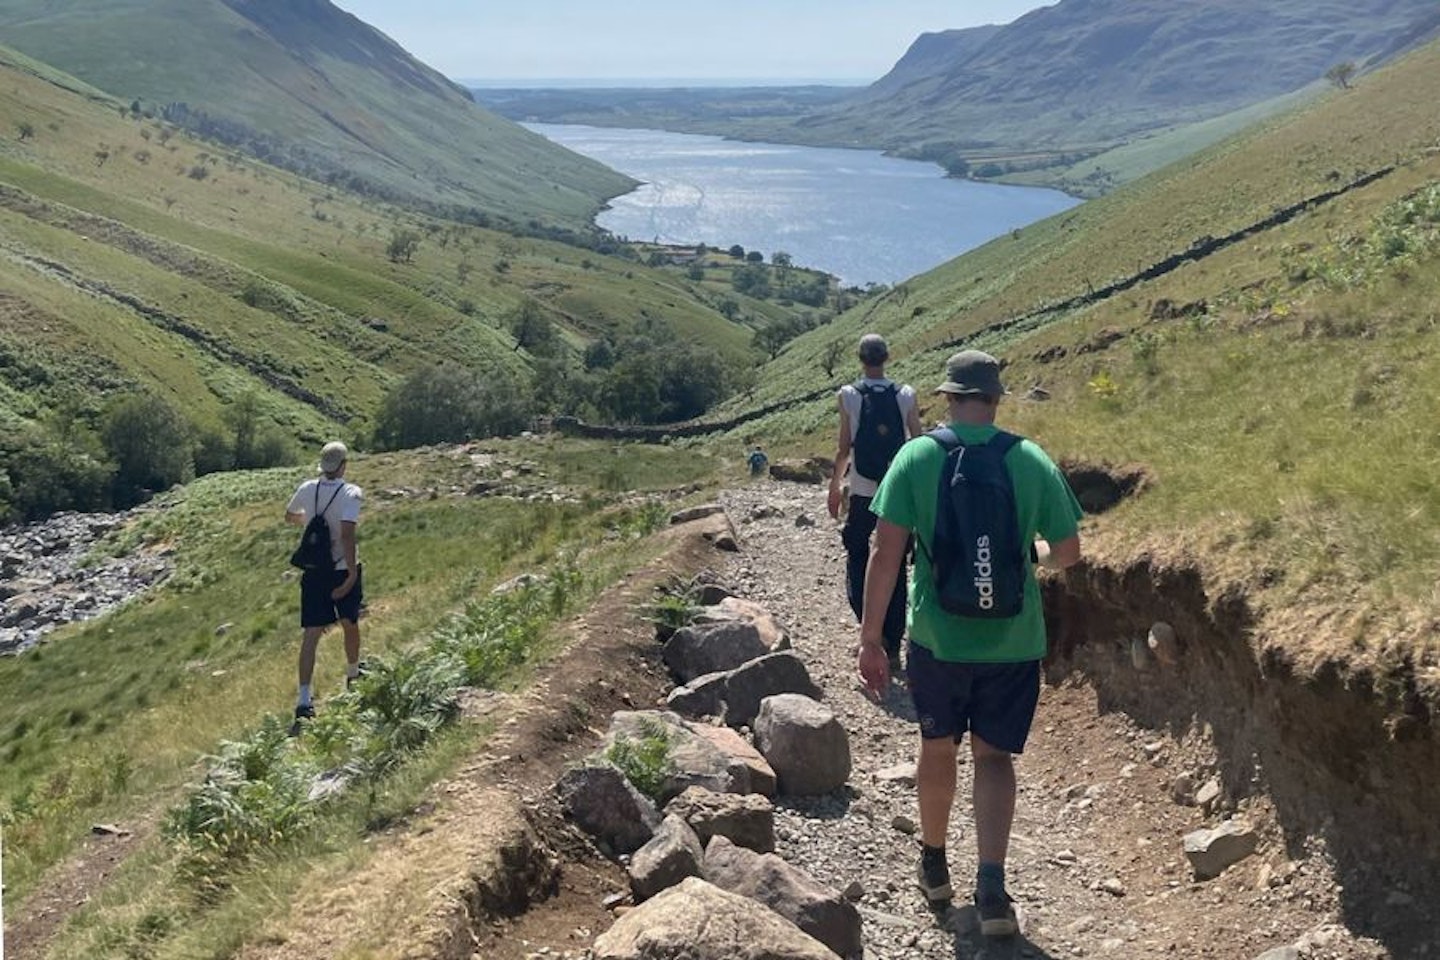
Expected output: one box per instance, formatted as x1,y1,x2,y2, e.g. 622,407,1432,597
285,440,363,730
827,334,923,671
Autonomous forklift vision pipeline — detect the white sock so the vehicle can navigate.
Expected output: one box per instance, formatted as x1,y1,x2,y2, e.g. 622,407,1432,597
345,662,361,679
297,684,312,707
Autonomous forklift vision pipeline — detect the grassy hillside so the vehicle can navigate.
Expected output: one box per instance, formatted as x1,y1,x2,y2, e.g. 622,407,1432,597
731,38,1440,676
0,437,726,952
0,0,633,226
0,42,824,518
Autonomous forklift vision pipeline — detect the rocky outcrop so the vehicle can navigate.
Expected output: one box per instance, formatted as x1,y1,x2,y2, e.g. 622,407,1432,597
769,458,833,485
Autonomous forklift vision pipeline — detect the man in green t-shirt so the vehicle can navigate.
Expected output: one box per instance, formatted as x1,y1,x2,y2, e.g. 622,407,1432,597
858,349,1083,937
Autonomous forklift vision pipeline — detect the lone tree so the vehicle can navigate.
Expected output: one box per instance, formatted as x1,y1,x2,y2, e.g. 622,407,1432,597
820,339,847,378
16,120,34,141
386,228,421,263
508,298,562,357
1326,61,1357,90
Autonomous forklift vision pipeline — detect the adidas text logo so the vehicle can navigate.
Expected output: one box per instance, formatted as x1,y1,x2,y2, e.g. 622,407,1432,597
973,535,994,610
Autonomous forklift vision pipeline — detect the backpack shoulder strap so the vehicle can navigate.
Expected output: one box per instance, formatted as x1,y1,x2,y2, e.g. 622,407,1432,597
989,431,1024,457
317,482,344,516
927,426,960,452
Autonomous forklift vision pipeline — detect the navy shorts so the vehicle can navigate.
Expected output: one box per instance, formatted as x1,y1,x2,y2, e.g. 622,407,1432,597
906,642,1041,754
300,565,364,628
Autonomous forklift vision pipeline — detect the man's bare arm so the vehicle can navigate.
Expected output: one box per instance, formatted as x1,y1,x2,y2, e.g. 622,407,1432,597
905,399,923,439
857,518,909,697
827,400,853,519
860,519,908,645
285,511,305,526
1034,534,1081,570
332,521,359,599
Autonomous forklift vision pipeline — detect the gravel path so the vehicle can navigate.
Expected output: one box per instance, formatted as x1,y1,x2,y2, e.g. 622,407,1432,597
718,480,1390,960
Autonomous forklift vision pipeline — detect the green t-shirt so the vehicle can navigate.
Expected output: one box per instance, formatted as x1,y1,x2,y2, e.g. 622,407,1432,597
870,423,1083,663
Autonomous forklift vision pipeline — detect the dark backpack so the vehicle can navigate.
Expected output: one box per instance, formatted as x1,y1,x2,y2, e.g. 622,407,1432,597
290,484,343,571
917,428,1026,619
851,381,906,482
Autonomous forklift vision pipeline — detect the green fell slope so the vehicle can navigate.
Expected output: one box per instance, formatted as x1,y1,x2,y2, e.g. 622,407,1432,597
0,0,634,225
0,41,797,518
739,38,1440,671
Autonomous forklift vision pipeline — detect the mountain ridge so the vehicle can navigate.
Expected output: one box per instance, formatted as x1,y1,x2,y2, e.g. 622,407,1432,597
0,0,634,225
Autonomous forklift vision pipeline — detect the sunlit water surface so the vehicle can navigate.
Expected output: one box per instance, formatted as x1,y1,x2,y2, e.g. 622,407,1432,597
527,123,1081,286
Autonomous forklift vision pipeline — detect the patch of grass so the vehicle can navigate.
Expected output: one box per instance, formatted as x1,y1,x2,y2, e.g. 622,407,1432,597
0,461,615,901
33,487,679,956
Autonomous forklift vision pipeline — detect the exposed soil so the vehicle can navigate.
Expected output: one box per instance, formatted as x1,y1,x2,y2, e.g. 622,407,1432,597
8,815,158,960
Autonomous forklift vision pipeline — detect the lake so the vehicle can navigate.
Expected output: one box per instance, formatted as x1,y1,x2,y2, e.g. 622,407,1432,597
526,123,1081,286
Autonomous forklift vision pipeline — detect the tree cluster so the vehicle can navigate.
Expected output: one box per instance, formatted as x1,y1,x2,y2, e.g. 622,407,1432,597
0,392,294,522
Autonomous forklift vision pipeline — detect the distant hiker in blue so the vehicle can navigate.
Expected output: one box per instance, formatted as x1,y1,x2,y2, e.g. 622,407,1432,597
748,445,769,477
826,333,922,671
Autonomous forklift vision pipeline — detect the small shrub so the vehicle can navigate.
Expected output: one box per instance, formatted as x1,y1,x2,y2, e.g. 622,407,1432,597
604,720,674,801
1087,371,1119,399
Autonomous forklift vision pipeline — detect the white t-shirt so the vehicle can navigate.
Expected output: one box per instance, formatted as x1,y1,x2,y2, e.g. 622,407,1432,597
287,478,362,570
840,378,917,497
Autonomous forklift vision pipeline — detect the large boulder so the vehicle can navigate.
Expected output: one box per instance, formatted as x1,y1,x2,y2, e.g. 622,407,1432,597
629,815,705,902
592,877,841,960
754,695,851,797
670,504,726,525
665,786,775,853
555,762,660,855
693,596,790,650
664,621,769,682
666,671,730,718
722,652,822,728
695,512,740,552
1184,820,1258,880
690,723,777,797
606,711,748,801
704,836,864,960
769,458,834,485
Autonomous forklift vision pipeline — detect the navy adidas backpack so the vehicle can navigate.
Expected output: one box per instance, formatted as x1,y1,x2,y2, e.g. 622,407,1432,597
919,428,1027,619
852,382,906,482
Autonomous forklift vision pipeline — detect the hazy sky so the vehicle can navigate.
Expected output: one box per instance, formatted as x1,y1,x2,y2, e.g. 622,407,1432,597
335,1,1051,82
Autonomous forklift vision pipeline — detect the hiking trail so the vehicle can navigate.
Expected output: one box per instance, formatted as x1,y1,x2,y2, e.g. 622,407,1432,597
702,480,1398,960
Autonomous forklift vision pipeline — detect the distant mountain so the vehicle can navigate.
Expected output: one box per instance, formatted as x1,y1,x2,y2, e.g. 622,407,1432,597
858,24,1003,99
0,0,634,225
474,0,1439,194
808,0,1440,154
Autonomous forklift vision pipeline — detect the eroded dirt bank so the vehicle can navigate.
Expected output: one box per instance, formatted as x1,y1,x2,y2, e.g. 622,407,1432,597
1044,553,1439,957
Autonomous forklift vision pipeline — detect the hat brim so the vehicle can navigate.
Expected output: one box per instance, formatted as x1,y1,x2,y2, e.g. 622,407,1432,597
935,383,1006,396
